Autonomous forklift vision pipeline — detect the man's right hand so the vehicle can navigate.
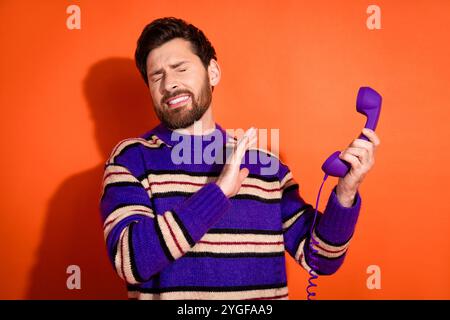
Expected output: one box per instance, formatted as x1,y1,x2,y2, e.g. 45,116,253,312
216,127,257,198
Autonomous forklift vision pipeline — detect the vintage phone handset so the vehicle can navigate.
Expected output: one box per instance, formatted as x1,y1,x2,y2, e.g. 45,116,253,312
306,87,382,300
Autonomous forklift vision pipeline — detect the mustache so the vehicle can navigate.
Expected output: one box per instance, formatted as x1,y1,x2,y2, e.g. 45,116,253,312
161,90,193,105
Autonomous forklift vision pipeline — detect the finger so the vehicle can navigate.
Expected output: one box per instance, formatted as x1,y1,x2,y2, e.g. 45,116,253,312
339,152,362,171
228,128,252,166
350,138,373,150
340,147,369,165
235,127,256,160
350,138,374,159
236,127,253,148
230,129,249,156
238,167,249,183
247,135,258,149
361,128,381,147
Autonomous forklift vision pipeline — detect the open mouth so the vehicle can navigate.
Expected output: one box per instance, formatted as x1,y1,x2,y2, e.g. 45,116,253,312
166,94,191,109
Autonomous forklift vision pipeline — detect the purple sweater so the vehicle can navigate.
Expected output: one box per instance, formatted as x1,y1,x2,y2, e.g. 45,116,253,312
99,122,361,300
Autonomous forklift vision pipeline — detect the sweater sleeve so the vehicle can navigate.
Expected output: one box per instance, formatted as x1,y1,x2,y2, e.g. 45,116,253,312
280,165,361,275
99,139,231,284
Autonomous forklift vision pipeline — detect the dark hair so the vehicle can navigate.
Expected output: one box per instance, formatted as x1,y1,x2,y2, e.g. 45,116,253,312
135,17,217,87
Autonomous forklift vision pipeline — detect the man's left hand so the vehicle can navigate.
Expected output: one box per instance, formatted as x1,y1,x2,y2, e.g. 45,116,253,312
336,128,381,207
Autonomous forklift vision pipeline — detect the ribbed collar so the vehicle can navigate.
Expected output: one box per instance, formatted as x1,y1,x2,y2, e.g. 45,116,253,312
151,122,236,148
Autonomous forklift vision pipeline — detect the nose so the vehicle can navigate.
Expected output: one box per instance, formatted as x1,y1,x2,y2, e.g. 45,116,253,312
162,72,179,93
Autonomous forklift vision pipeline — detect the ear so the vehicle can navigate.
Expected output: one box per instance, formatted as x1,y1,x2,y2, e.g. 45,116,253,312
207,59,221,87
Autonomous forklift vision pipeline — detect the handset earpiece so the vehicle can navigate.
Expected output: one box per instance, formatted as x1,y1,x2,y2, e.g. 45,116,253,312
321,87,382,178
356,87,382,140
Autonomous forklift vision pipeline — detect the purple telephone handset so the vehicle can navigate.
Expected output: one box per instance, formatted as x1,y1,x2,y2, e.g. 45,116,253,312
321,87,382,177
307,86,382,300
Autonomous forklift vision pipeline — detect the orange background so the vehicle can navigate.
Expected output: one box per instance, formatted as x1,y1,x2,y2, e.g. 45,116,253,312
1,0,449,299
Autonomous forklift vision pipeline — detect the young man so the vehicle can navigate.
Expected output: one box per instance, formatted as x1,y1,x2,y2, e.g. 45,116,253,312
100,17,380,300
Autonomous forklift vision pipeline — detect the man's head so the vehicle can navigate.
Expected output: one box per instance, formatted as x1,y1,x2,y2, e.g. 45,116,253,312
135,17,220,129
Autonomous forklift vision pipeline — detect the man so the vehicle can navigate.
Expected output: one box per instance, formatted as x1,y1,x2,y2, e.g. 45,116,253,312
100,17,380,300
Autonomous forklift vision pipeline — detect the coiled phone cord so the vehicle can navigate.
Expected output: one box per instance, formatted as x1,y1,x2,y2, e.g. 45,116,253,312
306,173,328,300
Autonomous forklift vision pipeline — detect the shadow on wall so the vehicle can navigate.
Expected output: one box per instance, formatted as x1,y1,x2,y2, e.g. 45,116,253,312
26,58,160,299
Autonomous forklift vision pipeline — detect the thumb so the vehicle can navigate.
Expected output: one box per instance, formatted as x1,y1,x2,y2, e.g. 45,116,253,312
237,167,249,184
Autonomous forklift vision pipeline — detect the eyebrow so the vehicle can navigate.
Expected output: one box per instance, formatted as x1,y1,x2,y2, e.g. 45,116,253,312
149,60,189,77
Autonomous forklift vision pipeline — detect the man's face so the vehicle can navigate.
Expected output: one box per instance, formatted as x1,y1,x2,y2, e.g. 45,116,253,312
146,38,213,129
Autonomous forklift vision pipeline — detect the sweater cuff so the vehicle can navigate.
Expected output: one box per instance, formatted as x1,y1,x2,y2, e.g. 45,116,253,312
174,182,231,241
315,185,361,245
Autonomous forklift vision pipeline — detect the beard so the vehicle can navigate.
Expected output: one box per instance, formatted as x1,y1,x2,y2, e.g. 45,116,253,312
155,74,212,130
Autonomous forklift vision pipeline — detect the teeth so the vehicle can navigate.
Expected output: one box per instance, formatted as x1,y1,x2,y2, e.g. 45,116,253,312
168,95,189,105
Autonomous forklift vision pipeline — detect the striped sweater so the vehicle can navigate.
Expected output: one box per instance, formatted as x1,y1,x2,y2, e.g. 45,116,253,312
99,122,361,300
